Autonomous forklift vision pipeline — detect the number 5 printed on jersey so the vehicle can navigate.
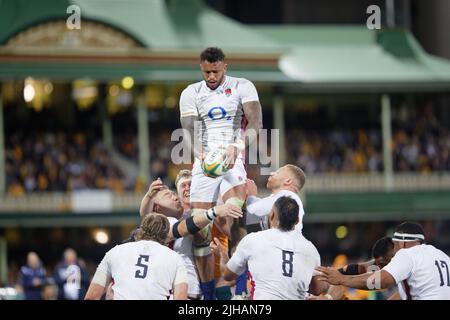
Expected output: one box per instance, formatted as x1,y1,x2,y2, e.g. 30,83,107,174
135,255,150,279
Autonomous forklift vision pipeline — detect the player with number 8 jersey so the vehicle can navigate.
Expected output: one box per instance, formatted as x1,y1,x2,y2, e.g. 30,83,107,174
211,197,327,300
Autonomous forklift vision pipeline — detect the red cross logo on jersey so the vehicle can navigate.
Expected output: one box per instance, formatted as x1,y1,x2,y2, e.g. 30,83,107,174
225,88,232,96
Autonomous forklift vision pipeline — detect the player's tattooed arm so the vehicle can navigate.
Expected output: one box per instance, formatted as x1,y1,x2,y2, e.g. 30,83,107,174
180,115,204,160
224,101,262,169
242,100,263,148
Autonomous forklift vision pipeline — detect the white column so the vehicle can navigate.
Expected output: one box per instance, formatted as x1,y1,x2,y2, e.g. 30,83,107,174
100,86,113,150
0,94,5,196
382,94,394,191
0,237,7,285
273,95,286,166
137,92,150,184
386,0,396,27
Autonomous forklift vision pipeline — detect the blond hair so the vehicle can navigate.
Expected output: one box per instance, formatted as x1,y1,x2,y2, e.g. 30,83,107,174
175,169,192,189
285,164,306,191
136,213,169,245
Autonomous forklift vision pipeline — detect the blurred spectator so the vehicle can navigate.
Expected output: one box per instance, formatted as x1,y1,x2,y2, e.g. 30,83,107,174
287,125,450,175
5,131,126,194
18,251,46,300
53,248,89,300
5,103,450,193
41,282,58,300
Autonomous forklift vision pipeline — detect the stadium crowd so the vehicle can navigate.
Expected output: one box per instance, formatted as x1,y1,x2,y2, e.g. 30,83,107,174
5,124,450,195
286,126,450,174
5,131,127,195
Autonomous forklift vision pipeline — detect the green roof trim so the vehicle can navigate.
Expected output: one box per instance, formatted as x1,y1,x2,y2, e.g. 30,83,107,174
253,25,450,91
2,1,450,91
0,0,279,51
0,61,291,83
305,191,450,222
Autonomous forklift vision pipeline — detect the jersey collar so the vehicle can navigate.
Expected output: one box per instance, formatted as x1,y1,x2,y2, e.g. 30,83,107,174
205,75,228,92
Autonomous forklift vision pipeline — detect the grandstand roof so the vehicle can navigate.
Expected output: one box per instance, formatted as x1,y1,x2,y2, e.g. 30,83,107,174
1,0,450,91
0,0,288,83
254,25,450,92
0,0,280,51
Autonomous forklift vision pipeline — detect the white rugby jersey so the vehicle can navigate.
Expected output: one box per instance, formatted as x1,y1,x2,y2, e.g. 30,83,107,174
383,244,450,300
246,190,305,232
96,240,187,300
227,228,320,300
167,214,202,297
179,75,259,154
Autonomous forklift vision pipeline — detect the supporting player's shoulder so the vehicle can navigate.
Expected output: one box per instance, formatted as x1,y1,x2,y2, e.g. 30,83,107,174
420,244,450,262
160,242,185,261
167,216,178,228
296,233,321,258
236,230,261,248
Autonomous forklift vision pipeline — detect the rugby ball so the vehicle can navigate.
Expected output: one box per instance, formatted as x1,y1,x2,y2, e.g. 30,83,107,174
202,148,228,178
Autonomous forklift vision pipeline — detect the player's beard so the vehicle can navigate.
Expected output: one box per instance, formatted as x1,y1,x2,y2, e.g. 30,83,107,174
206,74,225,90
206,82,218,90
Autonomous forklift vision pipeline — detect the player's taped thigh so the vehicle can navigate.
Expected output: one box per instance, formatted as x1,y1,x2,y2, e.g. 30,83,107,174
225,197,245,208
191,208,213,256
193,245,212,257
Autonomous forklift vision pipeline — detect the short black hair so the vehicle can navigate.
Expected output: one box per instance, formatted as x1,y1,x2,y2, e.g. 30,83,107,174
394,221,425,243
200,47,225,63
273,196,299,231
372,236,393,259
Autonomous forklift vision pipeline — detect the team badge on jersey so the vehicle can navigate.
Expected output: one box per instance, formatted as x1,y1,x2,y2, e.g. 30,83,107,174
225,88,232,96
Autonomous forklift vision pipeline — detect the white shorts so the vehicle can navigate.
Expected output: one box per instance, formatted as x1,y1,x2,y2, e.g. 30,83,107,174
190,158,247,203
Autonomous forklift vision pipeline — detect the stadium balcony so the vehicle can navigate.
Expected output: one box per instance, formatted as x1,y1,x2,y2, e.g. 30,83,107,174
0,172,449,227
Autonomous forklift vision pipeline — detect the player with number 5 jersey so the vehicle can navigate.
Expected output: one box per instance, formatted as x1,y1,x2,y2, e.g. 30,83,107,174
85,214,187,300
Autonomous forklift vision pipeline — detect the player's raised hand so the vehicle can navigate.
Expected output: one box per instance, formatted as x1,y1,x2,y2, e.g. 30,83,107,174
147,178,166,195
223,144,239,169
315,266,344,285
245,179,258,197
210,237,227,257
215,203,243,219
210,237,229,274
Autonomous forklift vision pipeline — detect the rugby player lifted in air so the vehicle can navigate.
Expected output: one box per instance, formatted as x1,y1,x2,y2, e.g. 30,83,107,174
179,47,262,299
